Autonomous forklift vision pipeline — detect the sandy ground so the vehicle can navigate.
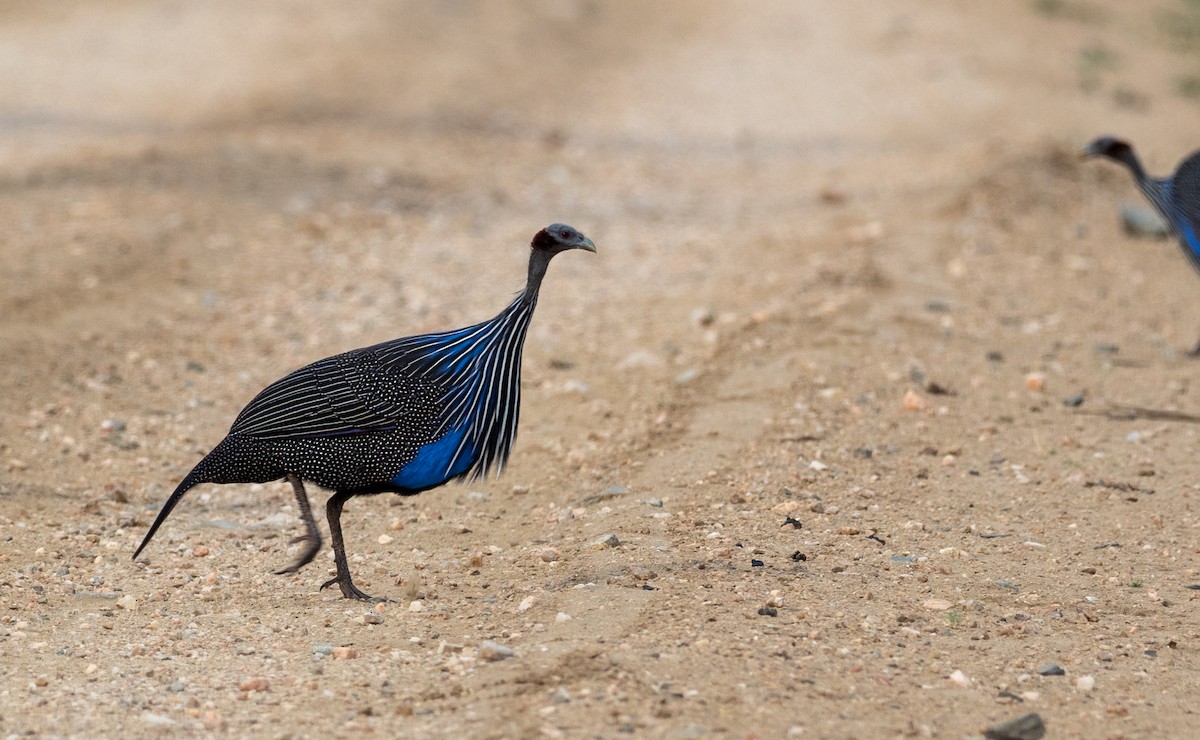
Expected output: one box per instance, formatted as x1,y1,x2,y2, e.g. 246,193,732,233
4,1,1200,737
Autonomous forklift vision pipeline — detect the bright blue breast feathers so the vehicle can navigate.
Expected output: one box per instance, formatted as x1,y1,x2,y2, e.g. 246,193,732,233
391,424,476,490
372,296,535,482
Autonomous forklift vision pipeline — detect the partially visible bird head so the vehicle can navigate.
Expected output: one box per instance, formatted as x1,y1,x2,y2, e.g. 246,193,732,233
1082,136,1134,162
532,224,596,255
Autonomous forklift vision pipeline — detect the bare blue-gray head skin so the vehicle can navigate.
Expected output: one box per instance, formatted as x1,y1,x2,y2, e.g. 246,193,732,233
523,223,596,301
533,223,596,255
1082,136,1147,181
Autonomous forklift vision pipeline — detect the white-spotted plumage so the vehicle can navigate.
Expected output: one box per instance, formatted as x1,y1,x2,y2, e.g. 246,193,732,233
132,224,595,601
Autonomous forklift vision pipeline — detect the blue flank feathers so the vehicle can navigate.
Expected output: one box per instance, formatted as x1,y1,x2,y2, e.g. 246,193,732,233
391,425,475,490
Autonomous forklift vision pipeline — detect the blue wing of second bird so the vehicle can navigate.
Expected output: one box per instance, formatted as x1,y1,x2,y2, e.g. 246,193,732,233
1167,151,1200,275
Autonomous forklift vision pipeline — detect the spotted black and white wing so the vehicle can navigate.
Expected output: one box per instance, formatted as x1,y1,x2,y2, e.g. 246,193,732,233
228,346,445,441
228,295,533,481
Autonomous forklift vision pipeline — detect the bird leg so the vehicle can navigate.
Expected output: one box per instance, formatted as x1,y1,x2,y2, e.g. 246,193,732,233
274,473,323,575
319,490,381,601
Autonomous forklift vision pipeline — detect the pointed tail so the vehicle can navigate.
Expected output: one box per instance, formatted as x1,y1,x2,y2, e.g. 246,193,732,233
131,464,210,561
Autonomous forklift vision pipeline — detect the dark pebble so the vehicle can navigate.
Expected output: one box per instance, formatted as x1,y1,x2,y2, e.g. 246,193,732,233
925,381,954,396
984,712,1046,740
852,447,873,459
790,551,807,562
1092,342,1119,355
867,533,886,545
750,559,764,567
1144,649,1157,659
1063,392,1085,408
781,517,803,529
925,299,951,313
986,350,1004,363
890,555,914,563
1035,663,1065,676
1188,584,1200,590
757,607,778,617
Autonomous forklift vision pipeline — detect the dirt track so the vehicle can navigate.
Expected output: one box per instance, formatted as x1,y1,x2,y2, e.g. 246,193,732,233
4,2,1200,737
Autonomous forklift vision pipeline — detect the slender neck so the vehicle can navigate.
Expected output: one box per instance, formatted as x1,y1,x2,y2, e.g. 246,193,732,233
522,249,553,304
1115,148,1148,184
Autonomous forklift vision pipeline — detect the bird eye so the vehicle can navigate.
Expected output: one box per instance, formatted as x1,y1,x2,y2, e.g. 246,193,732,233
559,230,571,239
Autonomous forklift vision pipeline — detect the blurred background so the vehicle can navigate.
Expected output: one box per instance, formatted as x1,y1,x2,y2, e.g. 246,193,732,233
4,1,1200,736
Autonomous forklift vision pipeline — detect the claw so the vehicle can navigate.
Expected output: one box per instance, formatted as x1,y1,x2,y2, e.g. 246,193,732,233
320,575,383,602
274,534,322,575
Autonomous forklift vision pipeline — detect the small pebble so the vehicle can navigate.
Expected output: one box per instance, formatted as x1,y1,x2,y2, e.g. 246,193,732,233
901,389,927,412
238,677,269,693
1036,663,1065,676
377,534,394,545
116,595,138,611
643,497,663,507
478,640,514,662
360,613,384,625
1076,675,1095,691
627,564,655,580
202,711,226,731
1121,205,1168,238
100,418,127,434
555,612,572,623
922,598,952,611
757,606,778,617
192,546,209,557
948,669,971,687
1063,393,1085,408
518,596,539,613
332,647,359,660
1024,372,1046,393
984,712,1046,740
409,600,425,613
313,644,333,656
588,533,620,550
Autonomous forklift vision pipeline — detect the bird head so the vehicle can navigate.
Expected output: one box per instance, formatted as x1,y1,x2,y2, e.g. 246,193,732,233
532,224,596,255
1082,136,1133,162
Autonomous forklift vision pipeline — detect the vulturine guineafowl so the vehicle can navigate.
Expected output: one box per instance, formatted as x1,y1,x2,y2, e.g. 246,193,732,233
1084,136,1200,353
133,224,596,600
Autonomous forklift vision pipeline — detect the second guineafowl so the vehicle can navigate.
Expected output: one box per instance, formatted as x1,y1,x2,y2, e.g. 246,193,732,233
1084,137,1200,352
133,224,596,600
